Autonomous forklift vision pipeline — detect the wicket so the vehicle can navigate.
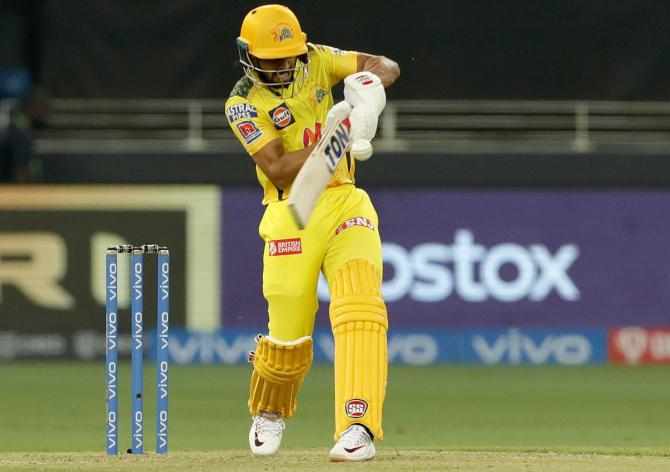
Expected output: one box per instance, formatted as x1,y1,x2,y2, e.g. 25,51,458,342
105,244,170,455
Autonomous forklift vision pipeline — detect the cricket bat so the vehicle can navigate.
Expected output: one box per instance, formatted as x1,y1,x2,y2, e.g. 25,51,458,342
288,104,353,229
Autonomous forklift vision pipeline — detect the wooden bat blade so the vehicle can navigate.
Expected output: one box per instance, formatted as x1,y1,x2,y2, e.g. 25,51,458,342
288,117,352,229
288,153,332,229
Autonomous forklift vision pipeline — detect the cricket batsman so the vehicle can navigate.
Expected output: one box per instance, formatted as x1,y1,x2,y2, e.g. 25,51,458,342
225,4,399,462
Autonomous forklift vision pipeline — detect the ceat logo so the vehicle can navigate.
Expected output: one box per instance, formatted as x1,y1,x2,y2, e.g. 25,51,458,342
345,399,368,418
335,217,375,235
268,238,302,256
355,74,374,86
269,104,295,129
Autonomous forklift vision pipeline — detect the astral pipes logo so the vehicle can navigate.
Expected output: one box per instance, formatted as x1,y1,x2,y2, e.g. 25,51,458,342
318,229,580,303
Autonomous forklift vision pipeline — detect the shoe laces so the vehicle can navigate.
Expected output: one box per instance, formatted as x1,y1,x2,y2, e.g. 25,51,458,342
340,424,371,448
254,412,285,439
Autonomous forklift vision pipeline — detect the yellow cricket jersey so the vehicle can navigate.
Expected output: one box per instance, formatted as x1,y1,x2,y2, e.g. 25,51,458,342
226,43,358,204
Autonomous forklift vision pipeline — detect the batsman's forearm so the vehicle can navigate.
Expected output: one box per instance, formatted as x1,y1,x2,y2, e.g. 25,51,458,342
362,56,400,88
270,144,316,189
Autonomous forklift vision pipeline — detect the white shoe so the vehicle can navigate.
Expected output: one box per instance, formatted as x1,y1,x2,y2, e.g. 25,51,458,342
328,424,376,462
249,411,285,456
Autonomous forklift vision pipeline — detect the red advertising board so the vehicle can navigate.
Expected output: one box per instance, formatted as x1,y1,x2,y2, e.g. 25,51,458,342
609,327,670,364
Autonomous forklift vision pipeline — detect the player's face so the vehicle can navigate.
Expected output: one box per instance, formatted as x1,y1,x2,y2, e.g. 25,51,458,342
256,56,298,84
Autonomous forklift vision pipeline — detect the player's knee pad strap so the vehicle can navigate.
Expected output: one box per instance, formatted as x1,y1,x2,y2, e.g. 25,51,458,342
329,259,388,440
248,335,313,419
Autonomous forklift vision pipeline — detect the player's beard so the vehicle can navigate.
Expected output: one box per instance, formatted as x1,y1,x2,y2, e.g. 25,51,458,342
263,70,294,89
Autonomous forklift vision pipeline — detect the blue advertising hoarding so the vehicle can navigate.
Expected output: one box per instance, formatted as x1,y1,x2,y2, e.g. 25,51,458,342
146,328,607,366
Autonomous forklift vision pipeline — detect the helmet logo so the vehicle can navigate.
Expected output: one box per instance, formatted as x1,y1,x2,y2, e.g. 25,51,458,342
269,103,296,129
271,23,295,42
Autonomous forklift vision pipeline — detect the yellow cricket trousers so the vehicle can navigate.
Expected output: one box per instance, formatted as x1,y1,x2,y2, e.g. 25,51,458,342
259,184,382,341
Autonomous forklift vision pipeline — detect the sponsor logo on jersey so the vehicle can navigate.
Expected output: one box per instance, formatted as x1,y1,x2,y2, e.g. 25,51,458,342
315,89,327,103
345,399,368,418
268,238,302,256
335,217,375,235
303,122,322,147
269,103,295,129
355,74,374,86
227,103,257,122
236,121,263,145
308,84,328,105
271,23,294,42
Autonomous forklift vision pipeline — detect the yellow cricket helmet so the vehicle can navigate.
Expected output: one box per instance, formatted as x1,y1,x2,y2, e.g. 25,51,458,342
238,4,308,59
236,5,310,96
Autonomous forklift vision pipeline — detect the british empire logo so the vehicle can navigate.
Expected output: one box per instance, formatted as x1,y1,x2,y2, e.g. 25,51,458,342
268,238,302,256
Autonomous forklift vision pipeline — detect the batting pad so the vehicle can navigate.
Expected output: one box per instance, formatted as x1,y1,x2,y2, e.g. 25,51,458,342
248,335,313,419
329,259,388,440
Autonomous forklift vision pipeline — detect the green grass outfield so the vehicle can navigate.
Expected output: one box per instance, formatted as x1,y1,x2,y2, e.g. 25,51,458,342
0,363,668,471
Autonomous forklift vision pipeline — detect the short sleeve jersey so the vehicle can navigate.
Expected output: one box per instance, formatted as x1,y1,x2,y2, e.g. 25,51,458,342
226,43,358,204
